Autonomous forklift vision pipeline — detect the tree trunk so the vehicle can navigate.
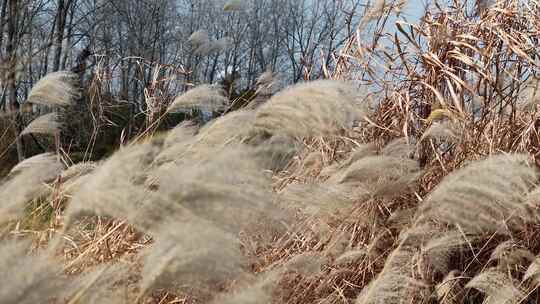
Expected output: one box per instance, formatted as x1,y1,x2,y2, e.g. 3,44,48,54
6,0,24,161
0,0,9,55
53,0,67,72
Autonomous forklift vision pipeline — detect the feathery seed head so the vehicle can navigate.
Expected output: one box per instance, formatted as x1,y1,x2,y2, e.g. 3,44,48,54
380,138,415,159
489,240,534,270
421,121,462,142
21,112,61,136
524,257,540,286
257,70,275,87
168,84,228,113
0,153,62,223
27,71,79,107
65,141,164,231
60,162,98,181
253,80,367,138
435,271,464,304
224,0,243,11
195,37,233,56
465,268,525,303
188,29,210,46
9,152,62,176
0,241,66,304
140,219,247,296
417,154,537,235
159,146,286,234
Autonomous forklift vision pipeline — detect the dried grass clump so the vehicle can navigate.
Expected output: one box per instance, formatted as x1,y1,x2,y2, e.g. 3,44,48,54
0,153,63,224
517,75,540,112
0,240,133,304
335,156,419,186
279,183,355,216
320,143,378,177
195,37,233,56
255,69,279,97
9,152,62,175
62,138,289,298
524,257,540,286
154,110,257,170
334,249,367,266
162,120,199,149
168,84,228,113
0,241,66,304
355,230,429,304
9,2,540,302
65,141,164,232
153,121,198,165
212,275,275,304
224,0,243,11
154,124,197,166
489,240,535,270
253,80,367,138
256,70,275,88
327,141,422,199
200,110,254,143
60,161,98,181
280,139,422,219
158,146,286,234
421,121,462,142
435,270,464,304
280,251,328,276
20,112,61,136
465,268,525,304
417,154,537,235
67,263,134,304
139,145,289,296
26,71,79,107
140,219,247,296
248,134,298,172
58,161,99,196
380,138,415,158
188,29,210,47
211,251,327,304
419,231,472,275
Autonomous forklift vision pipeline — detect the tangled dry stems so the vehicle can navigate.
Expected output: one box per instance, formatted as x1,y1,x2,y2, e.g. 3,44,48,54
5,0,540,303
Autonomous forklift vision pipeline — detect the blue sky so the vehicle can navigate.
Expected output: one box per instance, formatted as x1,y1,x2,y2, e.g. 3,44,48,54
401,0,430,22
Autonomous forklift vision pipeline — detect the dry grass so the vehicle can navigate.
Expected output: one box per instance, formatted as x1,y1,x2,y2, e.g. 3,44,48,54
168,84,228,113
194,37,233,56
0,153,63,225
21,112,61,136
188,30,210,47
253,80,368,138
26,71,79,107
4,0,540,303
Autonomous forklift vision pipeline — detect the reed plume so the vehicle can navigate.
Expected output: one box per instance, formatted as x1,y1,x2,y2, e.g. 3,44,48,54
0,153,63,224
65,140,164,232
524,257,540,286
435,271,464,304
253,80,367,138
0,241,66,304
168,84,228,113
188,29,210,47
139,219,247,296
224,0,243,11
416,154,537,235
465,268,525,304
26,71,79,107
20,112,61,136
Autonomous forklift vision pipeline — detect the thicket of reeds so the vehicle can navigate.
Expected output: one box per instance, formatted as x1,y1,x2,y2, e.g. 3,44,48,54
2,0,540,303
